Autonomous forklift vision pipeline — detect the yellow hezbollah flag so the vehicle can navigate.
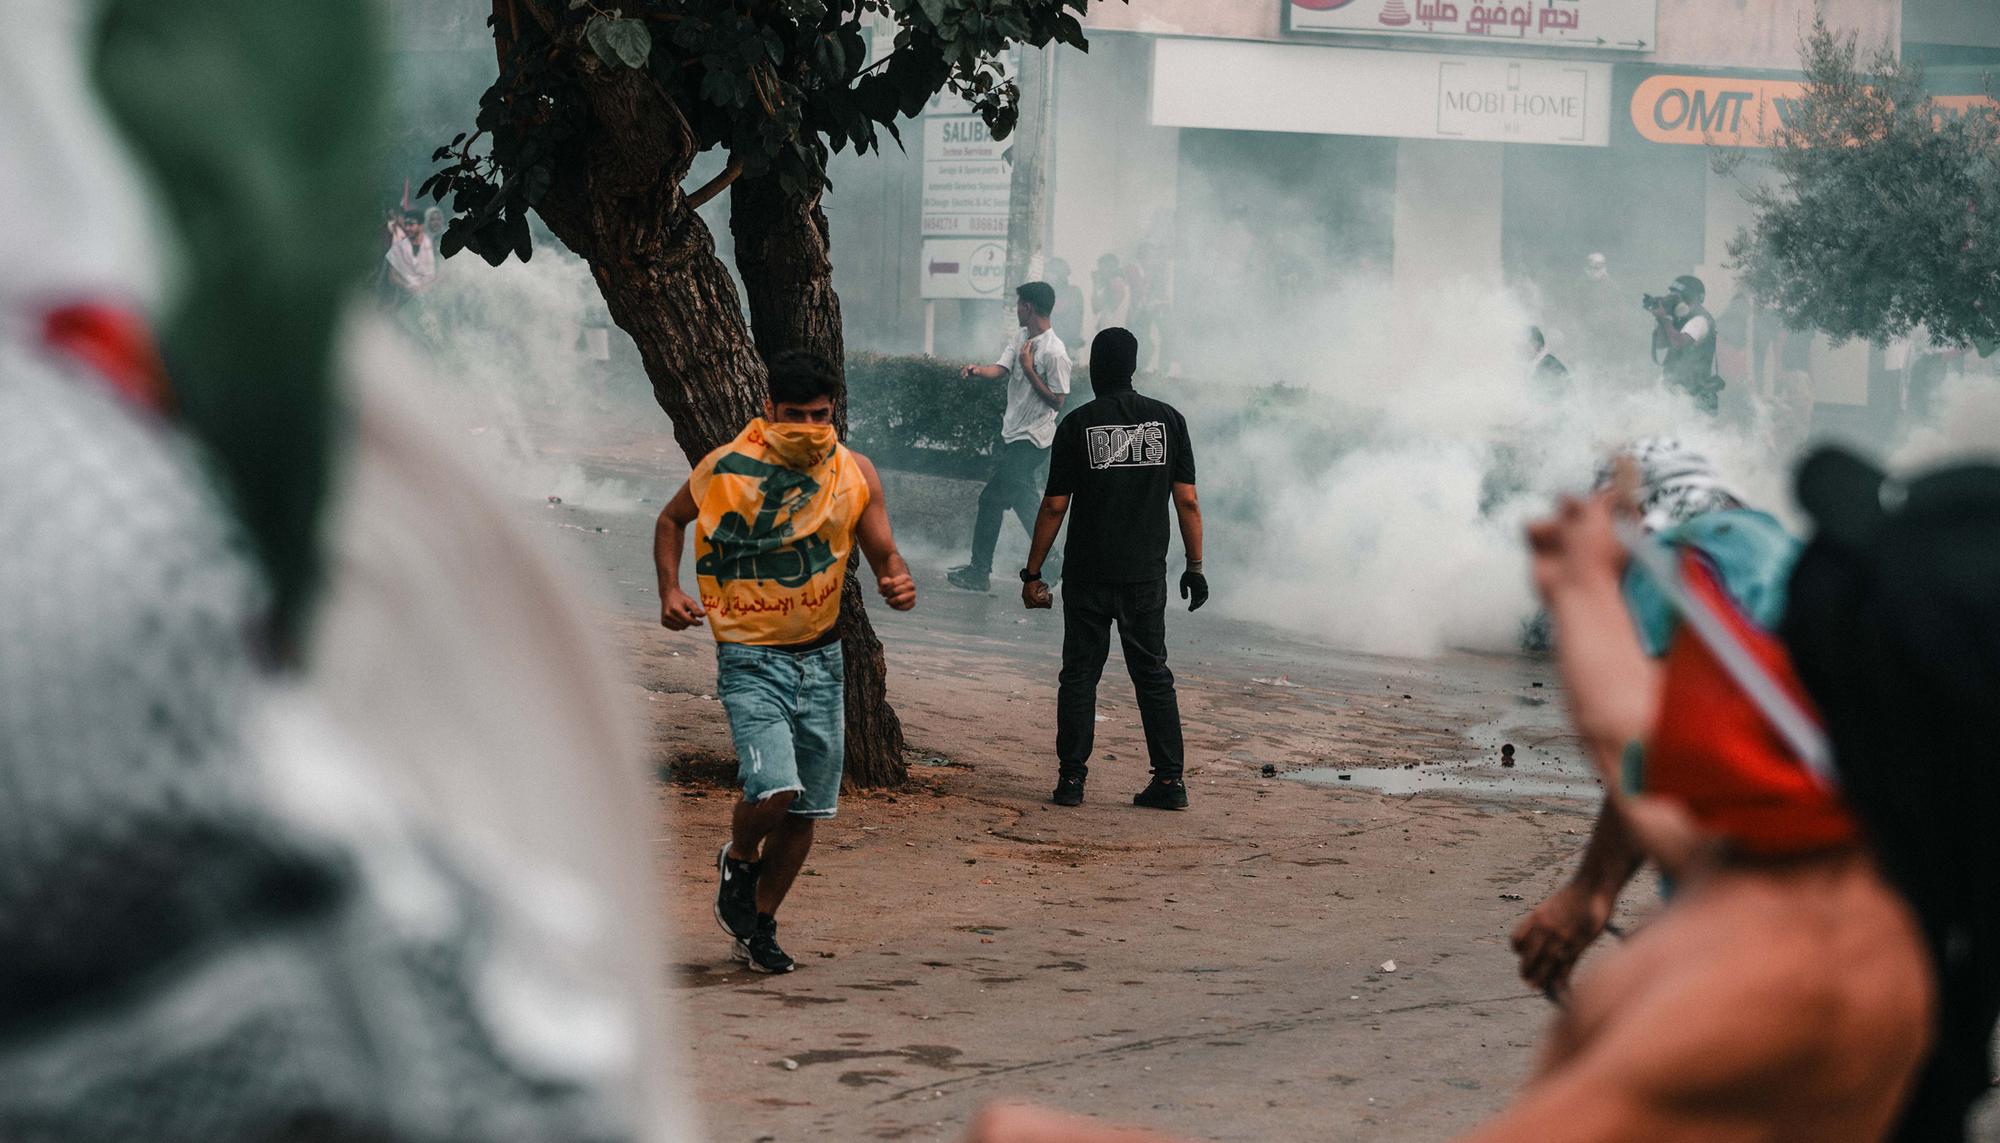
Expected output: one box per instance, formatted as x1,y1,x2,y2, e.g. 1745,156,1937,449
689,418,868,646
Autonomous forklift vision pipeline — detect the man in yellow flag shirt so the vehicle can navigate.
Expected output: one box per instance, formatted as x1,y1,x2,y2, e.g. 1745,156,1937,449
654,352,916,973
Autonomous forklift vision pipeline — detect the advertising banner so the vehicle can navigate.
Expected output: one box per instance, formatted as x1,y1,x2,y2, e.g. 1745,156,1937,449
1289,0,1657,53
1617,68,2000,148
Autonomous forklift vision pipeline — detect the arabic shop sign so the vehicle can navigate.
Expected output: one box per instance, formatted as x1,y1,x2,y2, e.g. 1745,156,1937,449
1288,0,1656,52
1630,73,2000,147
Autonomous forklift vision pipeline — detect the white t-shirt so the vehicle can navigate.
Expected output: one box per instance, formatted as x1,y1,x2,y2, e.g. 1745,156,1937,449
1680,313,1712,342
994,326,1071,448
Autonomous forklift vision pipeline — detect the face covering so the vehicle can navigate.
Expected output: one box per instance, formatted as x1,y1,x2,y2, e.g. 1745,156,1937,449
756,419,837,470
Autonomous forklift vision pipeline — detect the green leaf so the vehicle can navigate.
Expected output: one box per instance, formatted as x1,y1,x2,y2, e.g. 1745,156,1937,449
507,208,533,263
586,15,653,69
916,0,947,26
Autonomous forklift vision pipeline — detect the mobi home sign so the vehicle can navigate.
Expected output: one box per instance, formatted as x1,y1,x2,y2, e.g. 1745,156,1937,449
1289,0,1657,51
1153,39,1611,147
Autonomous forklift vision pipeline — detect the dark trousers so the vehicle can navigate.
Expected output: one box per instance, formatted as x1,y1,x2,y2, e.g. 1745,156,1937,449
1056,578,1184,782
968,439,1048,575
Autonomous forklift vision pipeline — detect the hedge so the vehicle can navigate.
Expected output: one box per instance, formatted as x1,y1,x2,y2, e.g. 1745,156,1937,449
844,352,1005,479
843,354,1354,487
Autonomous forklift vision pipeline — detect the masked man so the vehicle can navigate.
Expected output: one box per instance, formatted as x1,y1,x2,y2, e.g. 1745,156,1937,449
654,352,916,974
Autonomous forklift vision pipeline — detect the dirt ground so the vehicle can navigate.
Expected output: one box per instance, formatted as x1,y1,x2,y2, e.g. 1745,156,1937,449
514,420,1652,1143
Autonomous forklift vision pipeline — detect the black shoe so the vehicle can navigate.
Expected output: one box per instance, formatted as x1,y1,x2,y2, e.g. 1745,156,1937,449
1052,774,1085,806
733,914,796,974
1132,778,1188,811
714,843,760,940
947,567,992,592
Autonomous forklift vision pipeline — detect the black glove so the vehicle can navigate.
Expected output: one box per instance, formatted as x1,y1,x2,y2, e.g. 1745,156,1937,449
1179,570,1208,613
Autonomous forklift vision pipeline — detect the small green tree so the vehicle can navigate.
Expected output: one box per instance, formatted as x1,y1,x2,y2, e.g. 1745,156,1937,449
1728,18,2000,347
429,1,1114,786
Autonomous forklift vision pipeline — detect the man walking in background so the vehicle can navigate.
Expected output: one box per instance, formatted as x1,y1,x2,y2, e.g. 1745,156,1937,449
655,351,917,974
1046,258,1086,352
1021,327,1204,810
950,281,1072,593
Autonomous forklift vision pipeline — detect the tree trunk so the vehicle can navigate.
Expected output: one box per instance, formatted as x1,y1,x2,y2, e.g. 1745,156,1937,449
492,9,909,788
732,169,909,789
525,51,766,463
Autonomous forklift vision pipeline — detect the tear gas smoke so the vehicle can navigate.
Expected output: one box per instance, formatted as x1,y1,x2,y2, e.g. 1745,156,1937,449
386,246,665,514
1179,271,1788,657
1894,372,2000,470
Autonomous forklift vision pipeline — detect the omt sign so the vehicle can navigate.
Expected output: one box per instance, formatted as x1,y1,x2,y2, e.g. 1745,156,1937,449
1632,74,1996,147
1632,75,1802,146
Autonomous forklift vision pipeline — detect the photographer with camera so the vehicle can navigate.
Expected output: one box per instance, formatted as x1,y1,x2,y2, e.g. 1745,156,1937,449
1646,275,1722,415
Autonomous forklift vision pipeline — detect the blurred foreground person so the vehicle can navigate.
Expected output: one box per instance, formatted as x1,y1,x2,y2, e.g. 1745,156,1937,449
1511,437,1790,996
1,1,689,1138
654,351,916,974
1021,328,1203,811
1782,447,2000,1141
1456,482,1927,1141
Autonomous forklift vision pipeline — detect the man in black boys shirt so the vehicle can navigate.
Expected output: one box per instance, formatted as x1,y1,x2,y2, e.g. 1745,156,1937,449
1020,327,1206,810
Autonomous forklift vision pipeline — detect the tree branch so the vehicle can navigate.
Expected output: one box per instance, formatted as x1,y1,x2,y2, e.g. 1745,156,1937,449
687,157,744,209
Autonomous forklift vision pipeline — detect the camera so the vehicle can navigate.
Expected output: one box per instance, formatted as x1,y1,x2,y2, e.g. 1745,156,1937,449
1640,292,1675,312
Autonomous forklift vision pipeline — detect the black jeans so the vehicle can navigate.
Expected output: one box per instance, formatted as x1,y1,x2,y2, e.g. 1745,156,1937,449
968,439,1048,575
1056,578,1184,782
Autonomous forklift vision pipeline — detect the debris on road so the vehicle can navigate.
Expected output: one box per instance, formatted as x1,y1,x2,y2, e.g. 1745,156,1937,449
1380,960,1398,973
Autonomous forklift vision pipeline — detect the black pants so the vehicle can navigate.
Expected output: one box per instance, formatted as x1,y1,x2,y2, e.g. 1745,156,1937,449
968,439,1048,575
1056,578,1184,782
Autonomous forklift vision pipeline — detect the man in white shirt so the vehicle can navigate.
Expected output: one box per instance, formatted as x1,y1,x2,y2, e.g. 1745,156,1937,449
948,281,1072,592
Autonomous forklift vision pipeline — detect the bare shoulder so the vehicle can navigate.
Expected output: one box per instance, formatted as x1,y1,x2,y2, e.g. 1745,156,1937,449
845,447,887,502
846,446,880,482
1553,870,1932,1130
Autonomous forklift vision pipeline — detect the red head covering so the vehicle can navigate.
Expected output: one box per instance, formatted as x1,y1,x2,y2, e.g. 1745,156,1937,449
1643,551,1860,857
41,302,171,416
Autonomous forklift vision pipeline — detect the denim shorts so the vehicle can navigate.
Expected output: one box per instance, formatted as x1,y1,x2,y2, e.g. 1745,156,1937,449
715,641,845,819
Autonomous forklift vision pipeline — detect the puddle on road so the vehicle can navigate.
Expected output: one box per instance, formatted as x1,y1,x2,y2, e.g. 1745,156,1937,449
1285,761,1601,801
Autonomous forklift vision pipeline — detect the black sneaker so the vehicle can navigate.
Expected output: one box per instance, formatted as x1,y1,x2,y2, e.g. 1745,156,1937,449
947,567,991,592
714,843,760,940
1051,774,1085,806
1132,778,1188,811
733,914,796,974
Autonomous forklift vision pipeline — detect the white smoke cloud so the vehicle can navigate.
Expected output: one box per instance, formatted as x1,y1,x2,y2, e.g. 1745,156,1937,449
385,243,665,515
1182,271,1792,658
1893,370,2000,471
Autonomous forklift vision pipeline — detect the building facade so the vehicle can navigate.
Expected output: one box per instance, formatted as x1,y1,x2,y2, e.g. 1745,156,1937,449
828,0,1996,427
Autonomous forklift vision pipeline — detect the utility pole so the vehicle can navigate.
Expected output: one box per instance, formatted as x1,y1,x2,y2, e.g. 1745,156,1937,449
1003,43,1054,304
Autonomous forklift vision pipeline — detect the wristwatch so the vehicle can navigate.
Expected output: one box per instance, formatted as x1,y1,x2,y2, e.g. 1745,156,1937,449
1019,567,1042,583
